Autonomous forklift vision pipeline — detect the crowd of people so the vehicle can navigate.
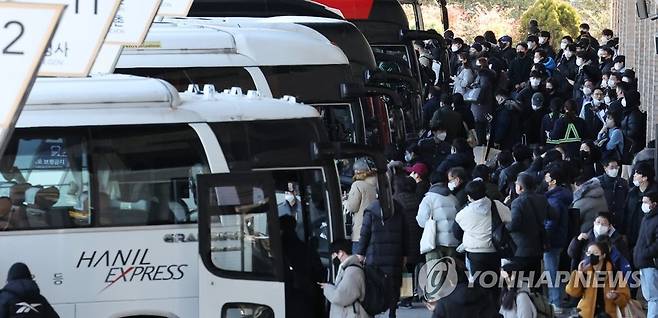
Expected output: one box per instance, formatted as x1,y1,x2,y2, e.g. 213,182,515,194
329,21,658,318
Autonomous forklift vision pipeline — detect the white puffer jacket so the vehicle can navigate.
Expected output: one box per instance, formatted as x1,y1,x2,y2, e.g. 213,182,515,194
455,197,511,253
416,184,460,248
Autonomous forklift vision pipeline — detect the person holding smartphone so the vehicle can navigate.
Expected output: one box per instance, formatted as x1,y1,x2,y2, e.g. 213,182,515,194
566,241,630,318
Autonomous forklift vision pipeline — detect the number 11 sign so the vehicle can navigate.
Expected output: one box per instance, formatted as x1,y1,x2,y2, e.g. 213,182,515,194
0,2,64,155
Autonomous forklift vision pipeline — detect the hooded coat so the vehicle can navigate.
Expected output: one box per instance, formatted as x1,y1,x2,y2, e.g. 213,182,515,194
634,207,658,269
624,182,658,248
455,197,511,253
357,200,407,279
507,192,550,257
492,98,523,149
416,184,460,248
572,178,609,233
0,263,59,318
323,255,370,318
345,174,378,242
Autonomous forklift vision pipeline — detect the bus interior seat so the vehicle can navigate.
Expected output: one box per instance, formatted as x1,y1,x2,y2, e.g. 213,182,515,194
24,186,46,228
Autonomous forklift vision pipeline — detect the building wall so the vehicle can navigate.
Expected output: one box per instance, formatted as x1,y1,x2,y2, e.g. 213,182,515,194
611,0,658,143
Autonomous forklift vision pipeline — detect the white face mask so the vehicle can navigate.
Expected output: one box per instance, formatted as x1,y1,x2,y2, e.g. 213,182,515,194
560,42,568,50
532,104,542,111
604,96,612,105
451,45,459,52
564,51,573,59
608,79,617,88
530,78,541,87
592,99,602,106
606,168,619,178
622,98,627,107
434,132,447,142
539,37,547,44
404,152,414,162
582,87,592,96
601,80,608,88
634,179,642,187
528,42,536,49
614,63,624,71
622,77,631,83
642,203,652,214
534,57,542,64
594,224,610,237
576,58,584,67
448,180,458,191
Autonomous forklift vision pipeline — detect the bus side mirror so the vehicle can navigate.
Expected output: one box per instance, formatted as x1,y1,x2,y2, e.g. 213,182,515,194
340,82,366,99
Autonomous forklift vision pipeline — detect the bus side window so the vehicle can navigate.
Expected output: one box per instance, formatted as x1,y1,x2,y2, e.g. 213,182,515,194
89,124,209,227
0,130,92,230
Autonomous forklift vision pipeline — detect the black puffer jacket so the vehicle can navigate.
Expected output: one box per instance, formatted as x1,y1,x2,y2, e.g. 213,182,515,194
432,284,498,318
623,183,658,248
0,279,59,318
634,208,658,269
597,174,629,228
621,106,647,155
357,200,407,279
507,192,549,257
393,191,422,264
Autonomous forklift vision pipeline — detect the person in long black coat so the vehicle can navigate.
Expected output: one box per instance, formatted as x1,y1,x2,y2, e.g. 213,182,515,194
357,200,407,318
392,175,422,308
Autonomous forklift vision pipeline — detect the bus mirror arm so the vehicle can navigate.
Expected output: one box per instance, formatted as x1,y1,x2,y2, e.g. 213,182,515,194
366,72,420,92
340,82,367,99
401,29,444,43
311,141,394,220
364,85,403,108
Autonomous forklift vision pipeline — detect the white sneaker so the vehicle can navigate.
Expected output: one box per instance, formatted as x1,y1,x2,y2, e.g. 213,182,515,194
552,304,564,314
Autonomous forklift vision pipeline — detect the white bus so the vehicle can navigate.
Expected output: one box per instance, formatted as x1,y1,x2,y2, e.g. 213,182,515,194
0,75,391,317
115,21,383,146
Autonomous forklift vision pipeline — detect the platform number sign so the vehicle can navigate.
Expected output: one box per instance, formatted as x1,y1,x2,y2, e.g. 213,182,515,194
13,0,121,77
0,2,64,156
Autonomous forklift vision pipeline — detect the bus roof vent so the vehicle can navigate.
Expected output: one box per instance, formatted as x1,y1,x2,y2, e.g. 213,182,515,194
246,90,260,98
281,95,297,103
203,84,216,99
187,84,200,94
229,87,243,95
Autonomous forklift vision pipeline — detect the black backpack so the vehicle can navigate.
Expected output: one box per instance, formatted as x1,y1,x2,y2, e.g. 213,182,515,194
347,264,393,316
2,289,49,318
490,200,517,259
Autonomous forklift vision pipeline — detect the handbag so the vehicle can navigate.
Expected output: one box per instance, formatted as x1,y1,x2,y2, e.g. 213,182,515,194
490,200,516,259
463,86,481,102
420,214,437,254
400,272,414,298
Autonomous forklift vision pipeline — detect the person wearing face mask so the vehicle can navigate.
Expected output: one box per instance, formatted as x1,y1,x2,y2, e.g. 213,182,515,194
579,140,604,179
556,43,578,94
612,55,625,73
430,94,466,143
491,90,523,150
451,52,475,96
517,70,543,112
597,158,629,228
600,29,615,47
453,179,511,305
449,37,467,76
417,123,451,170
321,239,369,318
344,159,379,252
541,98,564,146
572,176,609,233
416,171,459,262
543,167,573,311
568,213,631,272
538,30,556,59
622,69,637,90
447,167,469,209
620,90,647,157
550,100,589,159
498,35,516,65
557,35,574,58
607,80,628,114
597,46,614,74
468,43,483,62
581,88,605,137
566,242,630,318
508,43,532,89
634,191,658,318
573,52,601,103
524,92,548,146
623,162,658,250
596,113,624,161
498,144,533,195
526,35,539,57
533,49,556,77
406,162,429,201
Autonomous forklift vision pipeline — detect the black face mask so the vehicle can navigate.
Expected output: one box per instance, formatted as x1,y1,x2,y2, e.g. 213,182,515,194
332,256,341,267
580,150,590,161
517,52,526,58
588,254,600,266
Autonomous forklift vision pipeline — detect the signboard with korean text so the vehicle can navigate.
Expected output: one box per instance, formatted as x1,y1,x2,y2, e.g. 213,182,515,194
14,0,121,77
157,0,193,16
106,0,161,45
0,2,64,156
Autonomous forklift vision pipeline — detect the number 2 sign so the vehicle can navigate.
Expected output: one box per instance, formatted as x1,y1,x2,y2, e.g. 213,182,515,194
0,2,64,155
14,0,121,77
